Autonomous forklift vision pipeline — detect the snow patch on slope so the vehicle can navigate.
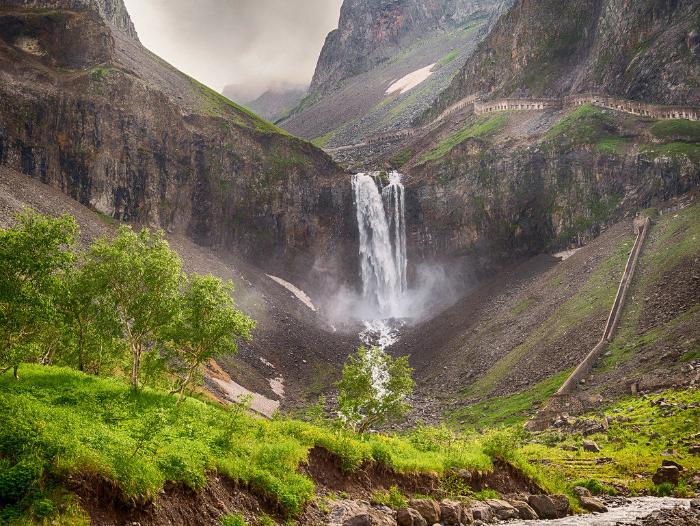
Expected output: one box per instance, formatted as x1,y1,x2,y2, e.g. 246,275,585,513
267,275,317,312
386,63,435,94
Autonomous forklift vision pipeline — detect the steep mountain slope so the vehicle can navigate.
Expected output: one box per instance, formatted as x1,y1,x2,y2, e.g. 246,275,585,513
428,0,700,119
365,0,700,273
395,193,700,428
0,0,356,289
279,0,508,150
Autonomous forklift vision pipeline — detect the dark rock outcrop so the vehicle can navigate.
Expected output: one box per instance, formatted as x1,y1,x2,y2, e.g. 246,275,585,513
527,494,571,519
0,1,357,287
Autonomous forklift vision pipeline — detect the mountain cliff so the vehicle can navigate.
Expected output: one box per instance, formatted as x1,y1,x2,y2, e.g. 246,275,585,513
310,0,500,94
280,0,508,150
428,0,700,118
0,0,355,287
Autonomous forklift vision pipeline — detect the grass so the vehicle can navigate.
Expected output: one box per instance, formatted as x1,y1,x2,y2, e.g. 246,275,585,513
650,119,700,141
389,147,414,168
522,389,700,495
546,104,628,154
189,78,289,136
310,131,335,149
449,370,572,429
422,113,509,163
0,365,507,523
436,49,460,69
639,142,700,163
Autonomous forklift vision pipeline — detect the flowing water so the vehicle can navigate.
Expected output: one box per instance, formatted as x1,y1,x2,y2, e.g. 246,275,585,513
509,497,690,525
351,171,407,321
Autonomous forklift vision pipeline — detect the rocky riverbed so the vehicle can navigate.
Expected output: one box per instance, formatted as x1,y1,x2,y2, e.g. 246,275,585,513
321,496,699,526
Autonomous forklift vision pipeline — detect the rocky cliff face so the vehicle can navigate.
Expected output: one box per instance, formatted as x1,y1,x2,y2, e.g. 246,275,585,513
5,0,138,39
0,2,356,287
406,130,699,266
311,0,500,94
282,0,508,148
429,0,700,118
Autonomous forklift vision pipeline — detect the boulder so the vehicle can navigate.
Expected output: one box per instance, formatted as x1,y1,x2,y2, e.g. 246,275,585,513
573,486,591,497
469,502,493,523
689,444,700,455
583,440,601,453
407,499,440,525
661,459,683,471
396,508,427,526
690,498,700,510
332,500,396,526
343,514,372,526
652,465,680,485
484,499,519,521
579,496,608,513
528,495,571,519
509,500,538,520
440,500,463,525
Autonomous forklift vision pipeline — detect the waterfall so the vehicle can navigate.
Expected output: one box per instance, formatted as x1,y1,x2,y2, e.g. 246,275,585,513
351,171,407,320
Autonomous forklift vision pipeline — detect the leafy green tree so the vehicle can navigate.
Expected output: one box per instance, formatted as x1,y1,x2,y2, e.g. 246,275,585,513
83,227,183,390
0,211,78,378
165,274,255,402
337,345,414,433
54,263,122,375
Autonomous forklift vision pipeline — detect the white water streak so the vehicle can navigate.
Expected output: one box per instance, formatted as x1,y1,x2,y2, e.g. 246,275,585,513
352,171,407,320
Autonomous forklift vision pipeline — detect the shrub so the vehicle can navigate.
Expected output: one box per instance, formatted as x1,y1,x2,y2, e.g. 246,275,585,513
220,513,248,526
572,478,618,496
370,486,407,510
655,482,674,497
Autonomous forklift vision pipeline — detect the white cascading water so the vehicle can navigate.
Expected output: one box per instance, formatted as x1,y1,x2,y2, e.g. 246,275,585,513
352,171,408,348
351,171,407,319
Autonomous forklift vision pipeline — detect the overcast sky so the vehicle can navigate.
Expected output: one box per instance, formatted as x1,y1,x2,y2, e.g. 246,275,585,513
123,0,343,94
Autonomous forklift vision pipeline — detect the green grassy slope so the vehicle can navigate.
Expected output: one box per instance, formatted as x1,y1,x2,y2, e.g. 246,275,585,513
1,365,531,524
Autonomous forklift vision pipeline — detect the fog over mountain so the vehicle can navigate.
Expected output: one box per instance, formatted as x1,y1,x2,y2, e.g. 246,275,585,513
123,0,343,94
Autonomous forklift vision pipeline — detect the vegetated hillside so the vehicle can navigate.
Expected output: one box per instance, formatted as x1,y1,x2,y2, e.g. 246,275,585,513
0,165,358,415
397,104,700,271
0,0,356,288
428,0,700,119
395,194,700,430
279,0,509,149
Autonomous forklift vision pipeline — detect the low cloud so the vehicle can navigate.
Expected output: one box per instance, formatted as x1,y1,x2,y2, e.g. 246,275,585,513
123,0,343,93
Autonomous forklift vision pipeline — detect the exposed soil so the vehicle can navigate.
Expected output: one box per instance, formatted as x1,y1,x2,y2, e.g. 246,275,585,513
301,446,440,498
638,256,700,333
70,472,282,526
69,447,546,525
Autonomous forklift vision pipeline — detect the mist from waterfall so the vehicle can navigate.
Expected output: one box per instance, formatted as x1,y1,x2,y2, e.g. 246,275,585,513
352,171,407,320
321,170,462,347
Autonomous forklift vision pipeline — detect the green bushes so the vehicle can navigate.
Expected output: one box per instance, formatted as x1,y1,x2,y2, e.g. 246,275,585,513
0,365,505,521
572,478,617,496
220,513,249,526
0,211,254,393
